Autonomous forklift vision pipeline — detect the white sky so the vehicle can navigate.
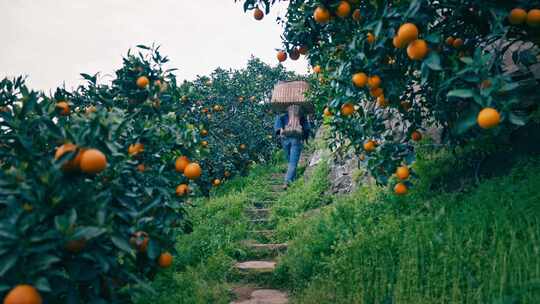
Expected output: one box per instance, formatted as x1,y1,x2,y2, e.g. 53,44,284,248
0,0,308,92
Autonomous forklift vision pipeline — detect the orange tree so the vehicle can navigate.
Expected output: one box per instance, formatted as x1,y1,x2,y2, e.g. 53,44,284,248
237,0,540,193
177,57,299,194
0,47,294,302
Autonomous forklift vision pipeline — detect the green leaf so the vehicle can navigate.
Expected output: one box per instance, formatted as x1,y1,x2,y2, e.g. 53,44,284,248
72,227,106,240
453,109,478,135
508,112,528,126
447,89,474,98
111,235,133,253
34,277,52,292
425,52,442,71
146,239,161,260
0,254,17,276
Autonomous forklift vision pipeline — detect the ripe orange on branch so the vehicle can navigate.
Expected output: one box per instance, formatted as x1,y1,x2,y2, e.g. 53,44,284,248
55,143,82,172
176,184,189,196
158,252,173,268
175,156,189,172
407,39,429,60
394,183,408,195
128,143,144,156
366,32,376,44
352,72,368,88
396,166,410,180
136,76,150,88
80,149,107,174
508,8,527,25
477,107,501,129
277,50,287,62
314,7,330,24
335,1,351,18
368,75,381,88
56,101,70,116
313,65,322,74
364,140,376,152
184,162,202,180
340,103,355,116
253,8,264,20
527,9,540,27
3,285,42,304
397,23,419,45
411,131,422,142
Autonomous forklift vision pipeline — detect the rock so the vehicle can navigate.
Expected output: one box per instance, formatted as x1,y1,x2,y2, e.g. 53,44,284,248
232,289,288,304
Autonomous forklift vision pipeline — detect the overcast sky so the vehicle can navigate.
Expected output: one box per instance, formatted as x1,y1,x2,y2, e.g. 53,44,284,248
0,0,308,92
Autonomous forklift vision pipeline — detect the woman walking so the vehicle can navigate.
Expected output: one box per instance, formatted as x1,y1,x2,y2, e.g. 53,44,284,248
274,104,311,189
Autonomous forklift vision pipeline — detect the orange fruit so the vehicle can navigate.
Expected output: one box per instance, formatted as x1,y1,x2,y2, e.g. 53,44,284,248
370,87,384,98
289,48,300,61
352,9,361,21
55,143,82,172
224,171,231,177
56,101,70,116
452,38,463,48
176,184,189,196
352,72,368,88
364,140,376,152
314,7,331,24
396,166,410,180
201,140,208,147
480,79,492,89
367,32,375,44
340,103,355,116
65,238,86,253
527,9,540,27
368,75,381,88
239,144,247,150
130,231,149,253
277,50,287,62
3,285,42,304
158,252,173,268
477,107,501,129
184,162,202,180
137,164,145,172
394,183,408,195
411,131,422,141
298,46,308,55
445,36,455,46
376,96,388,108
238,96,244,102
200,129,208,136
397,23,419,45
335,1,351,18
136,76,150,89
313,65,322,74
323,107,333,117
181,95,188,102
80,149,107,174
85,105,97,115
407,39,429,60
393,35,406,49
508,8,527,25
212,179,221,186
128,143,144,156
175,156,190,172
253,8,264,20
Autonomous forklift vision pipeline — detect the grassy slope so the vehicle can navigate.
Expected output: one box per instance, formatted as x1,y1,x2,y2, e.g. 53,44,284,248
135,143,540,303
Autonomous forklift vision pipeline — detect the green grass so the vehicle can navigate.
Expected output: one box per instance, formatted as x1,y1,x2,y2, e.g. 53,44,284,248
275,152,540,303
135,140,540,304
134,162,284,304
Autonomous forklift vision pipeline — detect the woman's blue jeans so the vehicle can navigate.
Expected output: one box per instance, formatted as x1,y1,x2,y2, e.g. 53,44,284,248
282,137,303,184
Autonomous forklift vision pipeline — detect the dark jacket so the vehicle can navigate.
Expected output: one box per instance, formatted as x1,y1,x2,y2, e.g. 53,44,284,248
274,113,311,141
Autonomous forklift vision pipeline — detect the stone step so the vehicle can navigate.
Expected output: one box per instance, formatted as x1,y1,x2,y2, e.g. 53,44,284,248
231,289,288,304
235,260,276,273
245,208,271,219
248,242,288,252
248,230,275,237
269,184,285,192
251,200,274,208
249,218,270,225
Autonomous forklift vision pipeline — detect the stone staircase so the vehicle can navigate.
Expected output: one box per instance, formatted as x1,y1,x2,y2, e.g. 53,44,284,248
230,173,289,304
